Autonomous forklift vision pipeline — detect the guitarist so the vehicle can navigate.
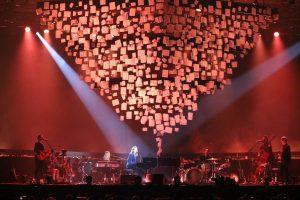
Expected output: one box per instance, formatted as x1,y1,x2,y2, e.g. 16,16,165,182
34,135,46,181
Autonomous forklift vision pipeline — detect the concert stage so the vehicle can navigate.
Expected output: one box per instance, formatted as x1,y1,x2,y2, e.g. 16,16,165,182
1,0,300,199
1,184,300,200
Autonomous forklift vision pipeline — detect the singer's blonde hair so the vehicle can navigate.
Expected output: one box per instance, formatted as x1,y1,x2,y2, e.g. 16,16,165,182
130,146,138,155
103,151,110,161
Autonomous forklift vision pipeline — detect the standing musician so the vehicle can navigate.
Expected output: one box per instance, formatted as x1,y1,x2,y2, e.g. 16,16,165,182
258,136,275,165
126,146,144,176
34,135,47,181
280,136,291,184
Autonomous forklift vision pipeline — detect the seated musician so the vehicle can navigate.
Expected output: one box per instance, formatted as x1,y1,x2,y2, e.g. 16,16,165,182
34,135,46,181
126,146,144,176
102,151,111,182
200,148,213,181
203,148,211,162
103,151,111,161
62,157,73,183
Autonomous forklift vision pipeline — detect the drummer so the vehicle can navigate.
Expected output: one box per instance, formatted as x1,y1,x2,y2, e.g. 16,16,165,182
202,148,211,162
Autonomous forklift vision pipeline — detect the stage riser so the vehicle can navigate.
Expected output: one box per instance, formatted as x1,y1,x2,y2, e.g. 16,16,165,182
1,156,300,183
1,185,300,200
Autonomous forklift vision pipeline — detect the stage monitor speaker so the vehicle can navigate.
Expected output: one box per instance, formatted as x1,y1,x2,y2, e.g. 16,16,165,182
146,174,165,185
120,175,138,185
0,160,17,183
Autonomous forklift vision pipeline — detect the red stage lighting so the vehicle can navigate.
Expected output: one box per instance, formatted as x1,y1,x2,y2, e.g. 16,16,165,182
274,32,280,38
25,26,31,32
44,29,49,34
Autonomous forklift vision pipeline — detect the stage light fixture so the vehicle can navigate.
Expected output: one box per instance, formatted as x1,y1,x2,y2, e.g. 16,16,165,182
44,29,49,34
25,26,31,32
274,32,280,37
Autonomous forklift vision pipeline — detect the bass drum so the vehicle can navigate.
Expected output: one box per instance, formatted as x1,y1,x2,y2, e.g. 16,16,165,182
178,168,186,183
185,168,203,185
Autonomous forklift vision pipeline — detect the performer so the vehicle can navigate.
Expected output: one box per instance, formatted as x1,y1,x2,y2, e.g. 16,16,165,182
102,151,111,183
103,151,111,161
126,146,143,176
62,157,73,183
258,136,275,165
200,148,212,182
204,148,211,161
255,136,275,182
280,136,291,184
33,135,46,181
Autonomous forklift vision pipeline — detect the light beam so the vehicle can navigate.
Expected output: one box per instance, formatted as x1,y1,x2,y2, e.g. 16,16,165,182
168,42,300,149
191,42,300,130
36,32,152,155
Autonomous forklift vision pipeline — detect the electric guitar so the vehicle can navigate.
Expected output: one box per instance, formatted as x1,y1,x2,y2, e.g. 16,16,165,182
37,149,52,161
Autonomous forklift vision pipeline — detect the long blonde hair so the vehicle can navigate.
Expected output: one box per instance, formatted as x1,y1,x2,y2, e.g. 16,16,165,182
130,146,138,156
103,151,110,161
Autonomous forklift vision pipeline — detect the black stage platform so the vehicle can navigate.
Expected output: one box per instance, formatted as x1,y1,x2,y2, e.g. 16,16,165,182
1,184,300,200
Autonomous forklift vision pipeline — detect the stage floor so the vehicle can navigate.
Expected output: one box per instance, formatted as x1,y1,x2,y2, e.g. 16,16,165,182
1,183,300,200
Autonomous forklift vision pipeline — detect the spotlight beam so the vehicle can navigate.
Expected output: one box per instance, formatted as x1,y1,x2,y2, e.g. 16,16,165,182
193,42,300,127
36,32,152,155
168,42,300,148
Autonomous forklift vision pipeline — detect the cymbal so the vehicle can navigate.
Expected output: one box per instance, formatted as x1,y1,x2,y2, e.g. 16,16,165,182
181,160,194,164
207,157,219,161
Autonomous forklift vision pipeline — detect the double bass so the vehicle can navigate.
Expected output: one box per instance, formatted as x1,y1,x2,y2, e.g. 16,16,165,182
255,136,275,180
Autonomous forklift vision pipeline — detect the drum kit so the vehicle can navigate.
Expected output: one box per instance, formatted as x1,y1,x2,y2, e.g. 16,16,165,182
178,157,233,185
44,151,75,184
